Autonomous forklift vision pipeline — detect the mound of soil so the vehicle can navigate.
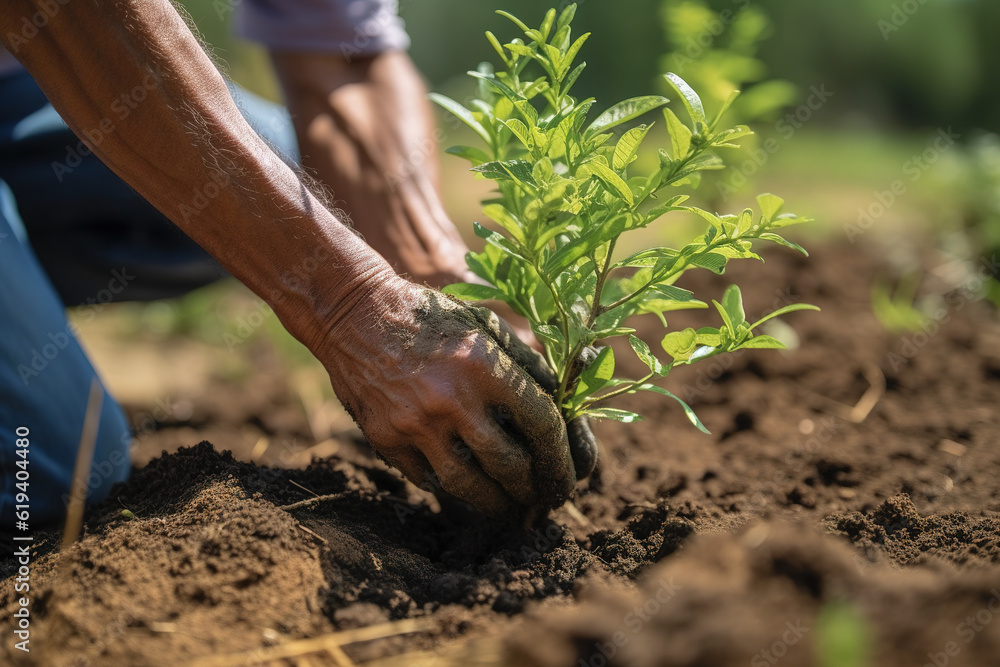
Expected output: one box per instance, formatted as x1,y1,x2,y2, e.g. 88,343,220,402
3,241,1000,666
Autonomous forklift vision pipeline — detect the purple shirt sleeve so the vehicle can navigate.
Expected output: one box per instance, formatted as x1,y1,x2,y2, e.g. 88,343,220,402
235,0,410,58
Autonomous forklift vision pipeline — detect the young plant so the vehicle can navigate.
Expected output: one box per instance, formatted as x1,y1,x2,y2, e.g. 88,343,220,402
434,4,817,429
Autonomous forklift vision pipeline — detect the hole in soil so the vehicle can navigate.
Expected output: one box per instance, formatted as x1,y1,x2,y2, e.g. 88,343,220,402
772,557,824,598
816,459,856,487
719,411,755,440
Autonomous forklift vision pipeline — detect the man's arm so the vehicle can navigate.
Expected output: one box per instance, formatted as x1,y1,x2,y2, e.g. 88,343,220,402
0,0,577,514
271,49,471,288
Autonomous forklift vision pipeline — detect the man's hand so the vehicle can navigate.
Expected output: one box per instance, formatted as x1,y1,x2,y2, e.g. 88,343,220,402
312,278,578,515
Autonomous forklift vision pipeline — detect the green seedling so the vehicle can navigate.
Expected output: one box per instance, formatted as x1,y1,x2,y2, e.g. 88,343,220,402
435,4,817,429
815,601,872,667
118,498,135,520
871,273,930,334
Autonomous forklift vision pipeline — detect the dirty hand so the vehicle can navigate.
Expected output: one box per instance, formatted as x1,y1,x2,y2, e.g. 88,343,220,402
314,277,585,516
461,305,599,482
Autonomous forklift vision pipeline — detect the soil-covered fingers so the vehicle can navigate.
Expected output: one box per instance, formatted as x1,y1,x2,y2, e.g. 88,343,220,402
410,294,575,508
357,397,520,516
363,379,557,515
464,303,598,482
568,416,598,480
468,346,575,509
462,304,557,392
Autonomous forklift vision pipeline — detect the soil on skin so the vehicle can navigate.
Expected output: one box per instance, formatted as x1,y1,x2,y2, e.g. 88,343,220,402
3,242,1000,666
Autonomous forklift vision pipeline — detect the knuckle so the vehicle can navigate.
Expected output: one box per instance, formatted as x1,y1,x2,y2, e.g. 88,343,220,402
386,408,428,437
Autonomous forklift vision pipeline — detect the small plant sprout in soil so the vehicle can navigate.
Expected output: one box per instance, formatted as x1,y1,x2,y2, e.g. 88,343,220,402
434,4,818,430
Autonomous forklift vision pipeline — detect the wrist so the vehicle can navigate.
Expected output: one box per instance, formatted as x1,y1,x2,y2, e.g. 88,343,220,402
276,238,405,356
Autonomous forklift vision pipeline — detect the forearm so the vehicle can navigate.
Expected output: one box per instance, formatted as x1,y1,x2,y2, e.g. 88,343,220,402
270,50,471,286
0,0,395,348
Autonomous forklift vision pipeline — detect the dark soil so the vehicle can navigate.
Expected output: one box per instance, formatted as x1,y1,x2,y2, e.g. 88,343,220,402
3,241,1000,667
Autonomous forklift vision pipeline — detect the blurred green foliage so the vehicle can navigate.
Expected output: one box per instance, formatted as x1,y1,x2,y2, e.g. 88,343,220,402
753,0,993,133
871,273,931,333
815,601,872,667
179,0,998,133
659,0,797,123
410,0,997,134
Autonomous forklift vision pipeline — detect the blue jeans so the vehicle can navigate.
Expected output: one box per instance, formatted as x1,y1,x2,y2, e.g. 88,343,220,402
0,72,299,528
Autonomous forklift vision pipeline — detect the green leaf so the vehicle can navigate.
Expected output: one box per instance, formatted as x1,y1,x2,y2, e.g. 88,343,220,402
534,324,565,349
593,326,637,340
684,153,725,172
736,208,754,236
661,328,697,361
473,221,527,260
663,108,691,159
575,346,615,398
663,72,706,125
466,248,497,284
613,124,651,171
524,28,545,45
759,232,807,255
757,193,785,221
505,42,537,59
495,9,531,34
614,247,678,269
635,297,707,317
500,118,531,149
441,282,503,302
444,145,490,165
710,89,740,130
721,285,746,328
585,95,670,137
710,125,753,148
767,214,813,230
467,71,522,102
649,283,695,302
539,7,556,41
683,206,725,229
584,407,643,423
429,93,491,144
748,303,821,331
635,384,710,434
629,335,665,376
472,159,537,185
485,31,508,65
691,252,728,274
482,204,526,244
559,32,590,79
514,99,539,126
644,195,690,223
694,327,722,347
738,335,787,350
545,215,627,274
713,300,736,337
555,3,577,32
585,158,635,206
562,61,587,97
